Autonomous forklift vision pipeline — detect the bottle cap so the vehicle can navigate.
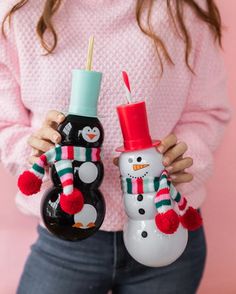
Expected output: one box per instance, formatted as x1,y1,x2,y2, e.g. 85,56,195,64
69,69,102,117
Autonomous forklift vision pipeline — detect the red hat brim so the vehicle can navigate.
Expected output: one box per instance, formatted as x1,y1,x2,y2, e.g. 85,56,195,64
116,139,161,152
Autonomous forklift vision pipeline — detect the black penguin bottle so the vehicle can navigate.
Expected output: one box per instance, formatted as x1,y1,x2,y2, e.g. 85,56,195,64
17,37,106,241
44,106,105,239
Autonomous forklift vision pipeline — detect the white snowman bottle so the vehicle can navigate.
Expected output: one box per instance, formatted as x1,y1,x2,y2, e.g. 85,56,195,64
116,72,202,267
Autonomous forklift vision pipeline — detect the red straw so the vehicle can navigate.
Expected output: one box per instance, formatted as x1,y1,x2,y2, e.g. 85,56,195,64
122,71,132,103
122,71,131,92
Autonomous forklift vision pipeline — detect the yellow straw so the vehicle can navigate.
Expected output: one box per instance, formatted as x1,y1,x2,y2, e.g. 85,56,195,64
86,36,94,71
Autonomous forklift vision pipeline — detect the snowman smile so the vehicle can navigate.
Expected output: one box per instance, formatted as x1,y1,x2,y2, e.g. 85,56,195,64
128,171,149,179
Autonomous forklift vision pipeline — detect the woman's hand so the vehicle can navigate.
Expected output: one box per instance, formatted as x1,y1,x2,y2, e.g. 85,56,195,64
113,133,193,186
156,133,193,186
27,110,65,164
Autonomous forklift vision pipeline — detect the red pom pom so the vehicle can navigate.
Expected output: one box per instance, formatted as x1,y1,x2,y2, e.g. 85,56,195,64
179,207,202,231
155,209,180,234
18,171,42,196
60,189,84,215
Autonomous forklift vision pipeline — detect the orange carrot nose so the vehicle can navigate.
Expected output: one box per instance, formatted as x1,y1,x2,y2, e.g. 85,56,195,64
133,164,150,171
87,133,96,140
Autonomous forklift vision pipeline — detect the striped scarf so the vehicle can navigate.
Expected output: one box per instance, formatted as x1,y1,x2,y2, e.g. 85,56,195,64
121,169,202,234
121,170,187,213
121,176,160,194
18,145,101,197
32,145,101,180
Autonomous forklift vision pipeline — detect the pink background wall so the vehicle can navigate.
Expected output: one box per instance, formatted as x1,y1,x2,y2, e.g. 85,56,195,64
198,1,236,293
0,1,235,293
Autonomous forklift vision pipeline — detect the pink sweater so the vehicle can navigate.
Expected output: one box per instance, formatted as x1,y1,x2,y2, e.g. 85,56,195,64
0,1,231,231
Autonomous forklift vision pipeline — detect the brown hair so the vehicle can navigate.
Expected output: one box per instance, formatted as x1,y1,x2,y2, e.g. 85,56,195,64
1,0,222,72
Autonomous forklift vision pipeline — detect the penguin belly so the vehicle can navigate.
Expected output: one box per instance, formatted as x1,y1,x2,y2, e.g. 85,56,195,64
74,161,104,190
73,204,97,229
123,219,188,267
76,162,98,184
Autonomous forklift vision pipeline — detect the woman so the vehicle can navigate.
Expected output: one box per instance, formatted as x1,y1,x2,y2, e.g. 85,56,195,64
0,0,231,293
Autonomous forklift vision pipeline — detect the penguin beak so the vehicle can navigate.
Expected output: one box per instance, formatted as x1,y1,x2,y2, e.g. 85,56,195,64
133,164,150,171
87,133,96,140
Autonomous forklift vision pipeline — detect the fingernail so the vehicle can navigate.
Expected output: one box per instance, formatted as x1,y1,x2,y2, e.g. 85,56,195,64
170,174,176,179
31,149,38,156
57,114,64,122
157,145,164,153
163,157,169,166
166,166,173,172
53,134,60,143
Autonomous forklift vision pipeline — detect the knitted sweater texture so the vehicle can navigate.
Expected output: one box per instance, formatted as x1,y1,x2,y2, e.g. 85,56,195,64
0,1,231,230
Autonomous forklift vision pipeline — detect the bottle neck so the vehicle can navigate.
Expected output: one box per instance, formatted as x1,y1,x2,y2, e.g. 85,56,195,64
69,69,102,117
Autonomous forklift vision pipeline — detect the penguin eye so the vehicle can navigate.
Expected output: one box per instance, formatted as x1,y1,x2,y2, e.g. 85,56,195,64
137,157,142,162
83,126,91,133
128,158,133,163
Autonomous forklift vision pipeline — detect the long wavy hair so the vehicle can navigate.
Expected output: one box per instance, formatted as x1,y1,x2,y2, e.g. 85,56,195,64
1,0,222,72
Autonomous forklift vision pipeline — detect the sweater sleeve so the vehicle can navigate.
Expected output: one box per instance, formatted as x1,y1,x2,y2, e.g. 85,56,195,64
0,11,35,176
172,21,231,196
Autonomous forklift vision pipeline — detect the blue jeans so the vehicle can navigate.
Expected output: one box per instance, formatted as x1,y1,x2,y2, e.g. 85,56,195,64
17,224,206,294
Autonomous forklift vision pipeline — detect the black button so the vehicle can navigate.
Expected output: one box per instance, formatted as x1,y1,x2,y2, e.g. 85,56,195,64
139,208,145,215
137,194,143,201
141,231,148,238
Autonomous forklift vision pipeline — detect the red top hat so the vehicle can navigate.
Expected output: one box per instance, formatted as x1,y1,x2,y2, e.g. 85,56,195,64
116,101,160,152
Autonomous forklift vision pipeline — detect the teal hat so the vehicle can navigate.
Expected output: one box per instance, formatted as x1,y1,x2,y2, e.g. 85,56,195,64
69,69,102,117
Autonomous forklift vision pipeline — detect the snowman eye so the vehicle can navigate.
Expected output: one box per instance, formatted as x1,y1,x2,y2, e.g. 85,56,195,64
137,157,142,162
128,158,133,163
